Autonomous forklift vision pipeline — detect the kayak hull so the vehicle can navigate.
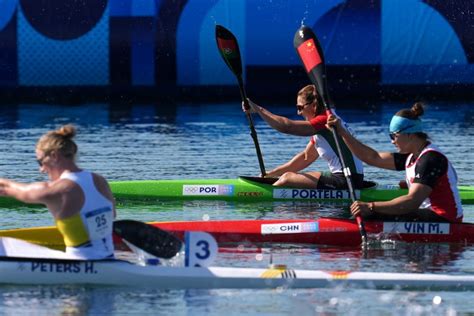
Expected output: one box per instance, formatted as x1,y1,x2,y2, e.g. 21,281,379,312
153,218,474,246
1,177,472,208
2,219,474,250
110,177,474,204
0,257,472,290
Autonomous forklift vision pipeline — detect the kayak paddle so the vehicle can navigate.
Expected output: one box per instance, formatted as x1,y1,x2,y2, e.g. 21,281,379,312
113,220,182,259
215,25,267,177
293,25,368,244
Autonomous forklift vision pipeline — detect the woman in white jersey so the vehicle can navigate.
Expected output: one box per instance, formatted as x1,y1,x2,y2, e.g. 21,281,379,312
0,125,116,259
327,102,463,223
243,84,364,189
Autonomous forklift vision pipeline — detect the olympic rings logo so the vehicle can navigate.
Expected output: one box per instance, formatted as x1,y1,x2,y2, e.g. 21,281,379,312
183,186,199,193
261,225,285,234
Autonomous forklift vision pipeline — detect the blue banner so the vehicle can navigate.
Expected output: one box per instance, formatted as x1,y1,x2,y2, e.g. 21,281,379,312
0,0,472,92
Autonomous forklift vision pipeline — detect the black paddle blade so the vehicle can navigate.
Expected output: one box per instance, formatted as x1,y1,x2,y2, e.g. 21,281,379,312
215,25,266,175
216,25,243,77
293,26,330,108
113,220,182,259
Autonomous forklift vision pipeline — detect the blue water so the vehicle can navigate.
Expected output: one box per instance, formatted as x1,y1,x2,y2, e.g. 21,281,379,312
0,101,473,315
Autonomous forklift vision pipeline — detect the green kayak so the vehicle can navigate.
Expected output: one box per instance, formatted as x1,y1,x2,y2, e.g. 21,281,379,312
110,176,474,204
0,176,472,208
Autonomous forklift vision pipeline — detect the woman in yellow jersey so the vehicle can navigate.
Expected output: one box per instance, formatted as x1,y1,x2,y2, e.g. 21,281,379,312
0,125,116,259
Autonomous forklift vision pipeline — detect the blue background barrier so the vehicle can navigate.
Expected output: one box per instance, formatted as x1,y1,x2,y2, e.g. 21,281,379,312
0,0,472,101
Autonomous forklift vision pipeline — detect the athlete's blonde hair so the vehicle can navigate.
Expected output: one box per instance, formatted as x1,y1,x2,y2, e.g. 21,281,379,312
36,124,78,159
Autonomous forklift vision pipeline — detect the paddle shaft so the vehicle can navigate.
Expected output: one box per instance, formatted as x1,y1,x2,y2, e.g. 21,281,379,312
292,25,367,243
215,25,266,177
238,76,266,176
324,109,367,243
324,110,356,202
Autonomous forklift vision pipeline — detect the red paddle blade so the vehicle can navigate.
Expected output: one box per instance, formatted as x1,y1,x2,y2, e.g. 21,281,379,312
293,26,330,108
216,25,243,77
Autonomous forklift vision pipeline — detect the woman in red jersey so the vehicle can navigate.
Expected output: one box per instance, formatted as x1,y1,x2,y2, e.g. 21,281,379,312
327,102,463,222
244,84,364,190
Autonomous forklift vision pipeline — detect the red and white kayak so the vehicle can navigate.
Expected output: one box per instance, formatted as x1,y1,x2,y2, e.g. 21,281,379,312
2,218,474,249
151,218,474,246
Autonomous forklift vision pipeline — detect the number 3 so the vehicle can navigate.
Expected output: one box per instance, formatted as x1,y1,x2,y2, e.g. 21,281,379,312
195,240,210,260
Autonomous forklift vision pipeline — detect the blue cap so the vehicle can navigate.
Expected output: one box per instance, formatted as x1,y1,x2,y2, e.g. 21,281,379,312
389,115,423,134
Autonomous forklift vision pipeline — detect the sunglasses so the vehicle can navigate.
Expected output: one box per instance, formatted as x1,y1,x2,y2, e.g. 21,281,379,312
389,133,399,141
36,155,47,167
296,101,313,111
389,124,417,141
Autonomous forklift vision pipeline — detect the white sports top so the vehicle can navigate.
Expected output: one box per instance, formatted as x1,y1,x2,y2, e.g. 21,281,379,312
57,170,114,259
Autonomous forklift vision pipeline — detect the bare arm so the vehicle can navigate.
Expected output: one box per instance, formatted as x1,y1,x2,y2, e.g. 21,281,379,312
373,183,431,214
0,179,55,205
327,115,396,170
244,99,317,136
351,183,431,217
266,142,318,177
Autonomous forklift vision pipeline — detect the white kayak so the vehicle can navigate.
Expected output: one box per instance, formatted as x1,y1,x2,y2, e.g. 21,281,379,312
1,257,473,290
